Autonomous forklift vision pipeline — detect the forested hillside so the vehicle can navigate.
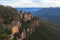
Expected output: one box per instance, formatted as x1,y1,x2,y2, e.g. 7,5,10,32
25,20,60,40
0,5,18,24
0,5,18,40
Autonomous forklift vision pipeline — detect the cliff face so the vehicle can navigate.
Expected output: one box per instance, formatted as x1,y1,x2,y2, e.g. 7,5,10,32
16,17,40,40
23,12,32,21
10,10,40,40
19,10,23,19
19,11,32,21
11,21,19,35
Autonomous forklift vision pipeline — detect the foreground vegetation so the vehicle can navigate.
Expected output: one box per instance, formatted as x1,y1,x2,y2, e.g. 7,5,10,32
0,5,18,40
25,20,60,40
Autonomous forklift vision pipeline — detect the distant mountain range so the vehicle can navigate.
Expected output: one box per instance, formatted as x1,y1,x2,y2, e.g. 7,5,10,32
16,8,40,13
32,8,60,25
16,8,60,26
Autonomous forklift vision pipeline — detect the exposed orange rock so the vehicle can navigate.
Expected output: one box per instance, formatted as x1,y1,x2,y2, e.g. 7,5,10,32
31,17,40,26
11,21,19,35
19,10,23,19
20,29,26,40
23,12,32,21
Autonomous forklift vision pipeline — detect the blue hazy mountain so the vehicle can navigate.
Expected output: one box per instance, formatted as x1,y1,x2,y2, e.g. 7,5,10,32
32,8,60,25
16,8,40,13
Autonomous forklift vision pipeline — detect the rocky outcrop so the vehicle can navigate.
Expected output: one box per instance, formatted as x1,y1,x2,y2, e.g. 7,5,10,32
10,10,40,40
23,12,32,21
19,10,32,21
19,10,23,19
18,17,40,40
26,17,40,36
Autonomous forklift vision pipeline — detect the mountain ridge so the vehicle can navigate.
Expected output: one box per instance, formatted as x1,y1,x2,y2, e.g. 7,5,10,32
32,8,60,25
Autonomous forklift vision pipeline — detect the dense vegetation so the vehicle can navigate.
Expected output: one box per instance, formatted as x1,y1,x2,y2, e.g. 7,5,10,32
25,20,60,40
0,5,18,24
0,5,18,40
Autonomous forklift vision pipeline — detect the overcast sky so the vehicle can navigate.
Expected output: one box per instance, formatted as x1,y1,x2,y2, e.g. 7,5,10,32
0,0,60,8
